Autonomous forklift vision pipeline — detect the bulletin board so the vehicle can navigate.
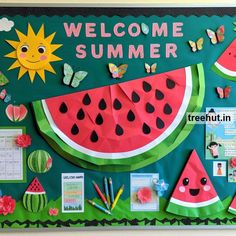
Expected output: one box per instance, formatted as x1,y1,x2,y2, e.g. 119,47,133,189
0,6,236,230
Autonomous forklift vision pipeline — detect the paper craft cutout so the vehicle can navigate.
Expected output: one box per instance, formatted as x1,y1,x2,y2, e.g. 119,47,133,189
206,25,224,44
141,23,149,35
5,24,62,83
108,63,128,79
188,38,204,52
63,63,88,88
32,63,205,171
0,196,16,215
212,39,236,81
15,134,31,148
216,86,231,99
0,18,14,32
5,104,28,122
233,22,236,31
23,177,48,213
228,194,236,215
166,150,224,217
28,150,52,173
0,89,11,103
145,63,157,74
207,141,222,158
0,71,9,86
153,179,169,197
49,208,59,216
137,187,152,204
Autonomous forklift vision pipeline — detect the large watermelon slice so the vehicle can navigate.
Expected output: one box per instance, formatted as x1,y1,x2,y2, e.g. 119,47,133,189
228,194,236,215
166,150,224,217
32,63,205,171
212,39,236,81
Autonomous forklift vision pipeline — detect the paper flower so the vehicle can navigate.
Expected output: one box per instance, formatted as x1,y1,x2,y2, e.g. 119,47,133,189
230,158,236,168
15,134,32,148
49,208,59,216
153,179,169,197
137,187,152,204
0,196,16,215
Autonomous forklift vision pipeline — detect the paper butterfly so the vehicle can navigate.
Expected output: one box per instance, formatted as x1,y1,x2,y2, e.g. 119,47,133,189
188,37,204,52
108,63,128,79
233,22,236,31
0,89,11,103
216,86,231,99
206,25,224,44
49,208,59,216
152,179,169,197
141,23,149,35
145,63,157,74
63,63,88,88
0,71,9,86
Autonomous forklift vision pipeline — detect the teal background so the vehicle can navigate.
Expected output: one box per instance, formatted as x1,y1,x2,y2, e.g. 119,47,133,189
0,14,235,207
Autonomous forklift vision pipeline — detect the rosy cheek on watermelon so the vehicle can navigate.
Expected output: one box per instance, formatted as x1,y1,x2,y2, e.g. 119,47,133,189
178,186,186,193
203,185,211,192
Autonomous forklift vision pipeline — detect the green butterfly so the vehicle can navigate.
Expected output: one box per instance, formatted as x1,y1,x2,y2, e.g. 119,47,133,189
0,71,9,86
63,63,88,88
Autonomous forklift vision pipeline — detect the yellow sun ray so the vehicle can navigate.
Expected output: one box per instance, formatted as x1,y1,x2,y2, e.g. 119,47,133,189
5,24,62,83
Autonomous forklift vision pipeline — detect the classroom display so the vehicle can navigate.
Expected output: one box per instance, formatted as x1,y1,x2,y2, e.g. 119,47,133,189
1,7,236,230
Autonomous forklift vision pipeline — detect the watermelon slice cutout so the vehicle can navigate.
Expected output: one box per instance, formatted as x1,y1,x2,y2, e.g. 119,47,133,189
25,177,45,194
32,63,205,171
166,150,224,217
228,194,236,215
212,39,236,81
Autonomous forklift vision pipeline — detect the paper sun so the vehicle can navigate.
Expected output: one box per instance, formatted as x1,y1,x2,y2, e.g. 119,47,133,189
5,24,62,82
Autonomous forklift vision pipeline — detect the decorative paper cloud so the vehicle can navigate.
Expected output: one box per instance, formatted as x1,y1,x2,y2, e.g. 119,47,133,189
0,18,14,32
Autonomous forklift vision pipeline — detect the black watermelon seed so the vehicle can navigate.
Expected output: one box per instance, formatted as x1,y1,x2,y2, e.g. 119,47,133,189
113,98,122,110
164,103,172,115
155,89,164,100
71,124,79,135
115,124,124,136
131,91,140,103
82,93,91,105
156,117,165,129
127,110,135,121
95,113,103,125
98,98,107,110
90,130,98,142
59,102,68,114
77,108,85,120
142,123,151,134
166,78,176,89
143,81,152,92
146,103,155,113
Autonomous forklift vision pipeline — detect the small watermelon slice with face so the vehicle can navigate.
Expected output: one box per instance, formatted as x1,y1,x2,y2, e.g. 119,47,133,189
166,150,224,217
32,63,205,171
228,194,236,215
212,39,236,81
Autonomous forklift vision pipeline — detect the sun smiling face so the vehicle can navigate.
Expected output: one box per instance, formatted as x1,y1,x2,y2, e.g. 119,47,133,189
5,24,62,82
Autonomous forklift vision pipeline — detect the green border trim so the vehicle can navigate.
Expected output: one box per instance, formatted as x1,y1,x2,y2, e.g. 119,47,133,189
212,63,236,81
0,126,27,183
32,63,205,172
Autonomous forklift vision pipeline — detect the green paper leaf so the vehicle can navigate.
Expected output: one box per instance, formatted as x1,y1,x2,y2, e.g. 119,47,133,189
0,71,9,86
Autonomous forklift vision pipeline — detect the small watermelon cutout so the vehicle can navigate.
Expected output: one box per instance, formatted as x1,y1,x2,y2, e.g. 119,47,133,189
32,63,205,171
212,39,236,81
228,194,236,215
166,150,224,217
23,177,48,213
28,150,52,173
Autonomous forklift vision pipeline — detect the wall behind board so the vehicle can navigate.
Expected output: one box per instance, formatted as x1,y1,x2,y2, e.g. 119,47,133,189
0,0,235,235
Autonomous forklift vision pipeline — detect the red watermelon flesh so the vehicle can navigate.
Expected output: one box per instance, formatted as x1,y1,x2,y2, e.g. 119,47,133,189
166,150,224,217
26,177,45,194
43,69,185,153
228,194,236,215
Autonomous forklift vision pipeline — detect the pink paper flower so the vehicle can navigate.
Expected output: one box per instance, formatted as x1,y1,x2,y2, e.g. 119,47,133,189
15,134,31,148
49,208,59,216
137,187,152,204
230,158,236,168
0,196,16,215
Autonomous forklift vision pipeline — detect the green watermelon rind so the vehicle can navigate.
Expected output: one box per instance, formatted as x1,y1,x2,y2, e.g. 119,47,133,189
167,197,224,217
32,63,205,172
212,62,236,81
228,207,236,215
23,193,48,213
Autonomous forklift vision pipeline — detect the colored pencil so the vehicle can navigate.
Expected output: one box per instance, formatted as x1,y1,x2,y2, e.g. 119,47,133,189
109,177,114,203
104,177,111,207
88,200,112,215
92,180,110,210
111,184,124,211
